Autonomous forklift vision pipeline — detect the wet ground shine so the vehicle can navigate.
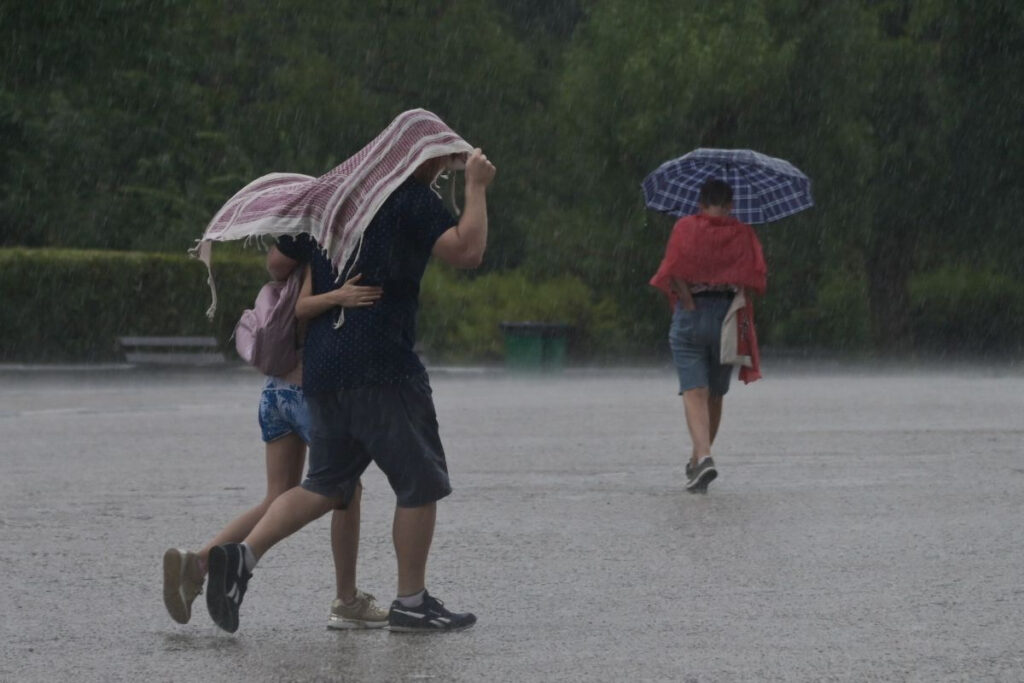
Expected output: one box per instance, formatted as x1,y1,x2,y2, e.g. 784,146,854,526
1,361,1022,682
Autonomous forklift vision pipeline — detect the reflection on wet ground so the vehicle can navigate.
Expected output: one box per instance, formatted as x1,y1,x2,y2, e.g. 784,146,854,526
2,363,1023,681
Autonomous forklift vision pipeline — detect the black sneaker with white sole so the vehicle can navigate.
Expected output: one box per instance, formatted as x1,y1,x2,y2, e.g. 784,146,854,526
388,591,476,632
685,460,710,494
685,456,717,492
206,543,251,633
684,461,704,494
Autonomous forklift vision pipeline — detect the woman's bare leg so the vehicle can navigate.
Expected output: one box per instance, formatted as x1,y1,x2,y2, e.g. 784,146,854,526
683,386,712,466
332,483,362,602
708,394,723,446
198,433,306,569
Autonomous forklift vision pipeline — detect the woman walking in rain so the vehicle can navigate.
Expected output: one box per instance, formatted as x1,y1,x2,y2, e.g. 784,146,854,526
649,178,767,493
162,259,387,629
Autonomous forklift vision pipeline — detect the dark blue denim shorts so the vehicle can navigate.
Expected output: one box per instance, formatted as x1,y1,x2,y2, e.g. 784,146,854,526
257,377,312,444
301,373,452,508
668,296,734,396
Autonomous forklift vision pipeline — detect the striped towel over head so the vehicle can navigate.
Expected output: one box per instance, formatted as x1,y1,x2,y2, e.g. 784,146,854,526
191,108,473,318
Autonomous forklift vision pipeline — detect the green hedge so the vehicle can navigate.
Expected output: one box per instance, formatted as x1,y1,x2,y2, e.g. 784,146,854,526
419,266,628,362
9,248,1014,363
0,248,266,362
760,265,1024,353
909,267,1024,353
762,270,871,351
0,248,627,363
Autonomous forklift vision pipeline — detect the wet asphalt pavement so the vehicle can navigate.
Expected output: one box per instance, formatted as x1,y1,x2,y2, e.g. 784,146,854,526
1,361,1023,682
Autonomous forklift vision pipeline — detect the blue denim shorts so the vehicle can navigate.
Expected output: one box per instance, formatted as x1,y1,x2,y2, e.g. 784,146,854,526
258,377,312,444
668,297,734,396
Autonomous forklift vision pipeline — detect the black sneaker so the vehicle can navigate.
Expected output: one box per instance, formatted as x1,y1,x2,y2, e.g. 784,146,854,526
206,543,251,633
387,590,476,632
685,456,717,492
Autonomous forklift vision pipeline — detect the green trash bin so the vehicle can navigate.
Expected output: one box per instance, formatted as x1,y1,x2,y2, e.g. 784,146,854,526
499,322,572,370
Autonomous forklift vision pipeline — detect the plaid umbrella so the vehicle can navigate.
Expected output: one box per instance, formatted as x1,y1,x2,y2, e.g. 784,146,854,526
642,148,813,224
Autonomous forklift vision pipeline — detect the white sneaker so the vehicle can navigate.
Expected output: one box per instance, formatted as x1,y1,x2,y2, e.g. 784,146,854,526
328,590,389,629
163,548,204,624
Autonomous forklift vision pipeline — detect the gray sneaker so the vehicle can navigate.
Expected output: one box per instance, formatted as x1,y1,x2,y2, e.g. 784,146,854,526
685,457,717,492
163,548,204,624
685,461,705,494
328,590,389,629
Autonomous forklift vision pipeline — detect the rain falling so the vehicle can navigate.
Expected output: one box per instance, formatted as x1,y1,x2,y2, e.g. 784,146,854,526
1,2,1022,681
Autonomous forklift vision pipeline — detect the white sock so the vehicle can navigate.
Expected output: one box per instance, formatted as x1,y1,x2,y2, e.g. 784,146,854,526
396,589,425,608
240,543,258,572
697,454,712,465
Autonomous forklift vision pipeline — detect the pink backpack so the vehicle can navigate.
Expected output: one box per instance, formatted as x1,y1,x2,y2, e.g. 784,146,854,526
234,271,303,377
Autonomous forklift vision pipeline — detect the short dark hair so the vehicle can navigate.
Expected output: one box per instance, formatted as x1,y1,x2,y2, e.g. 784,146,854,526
698,179,733,208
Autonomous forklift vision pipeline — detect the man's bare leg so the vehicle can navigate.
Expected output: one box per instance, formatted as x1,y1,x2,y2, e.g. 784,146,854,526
244,486,339,560
387,499,475,631
393,502,436,597
206,486,337,633
198,434,306,568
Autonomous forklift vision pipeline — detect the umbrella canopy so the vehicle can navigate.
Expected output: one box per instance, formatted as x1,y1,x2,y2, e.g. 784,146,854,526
642,148,813,224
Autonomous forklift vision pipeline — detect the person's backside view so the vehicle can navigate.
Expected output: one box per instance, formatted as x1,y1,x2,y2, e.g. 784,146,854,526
649,178,767,493
202,110,496,634
162,256,388,630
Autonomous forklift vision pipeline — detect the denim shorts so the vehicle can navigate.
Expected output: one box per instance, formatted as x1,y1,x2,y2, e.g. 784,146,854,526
668,296,734,396
302,373,452,508
257,377,312,444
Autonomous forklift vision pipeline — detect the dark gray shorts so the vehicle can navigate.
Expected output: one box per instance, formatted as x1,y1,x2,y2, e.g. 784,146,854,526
301,373,452,508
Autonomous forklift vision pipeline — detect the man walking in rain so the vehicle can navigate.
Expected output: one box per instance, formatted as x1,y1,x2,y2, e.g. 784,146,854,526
649,179,766,493
200,110,495,633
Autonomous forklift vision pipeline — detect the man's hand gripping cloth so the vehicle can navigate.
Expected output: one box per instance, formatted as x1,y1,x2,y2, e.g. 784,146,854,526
649,214,768,383
190,108,473,318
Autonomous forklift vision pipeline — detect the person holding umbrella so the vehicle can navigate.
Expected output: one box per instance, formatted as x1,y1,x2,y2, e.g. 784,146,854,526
644,148,811,493
649,178,767,492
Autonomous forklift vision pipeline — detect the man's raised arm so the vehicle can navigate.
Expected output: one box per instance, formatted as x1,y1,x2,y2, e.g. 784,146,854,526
431,149,496,269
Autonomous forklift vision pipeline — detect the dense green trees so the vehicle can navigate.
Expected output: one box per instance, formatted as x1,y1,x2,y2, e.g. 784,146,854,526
2,1,1020,354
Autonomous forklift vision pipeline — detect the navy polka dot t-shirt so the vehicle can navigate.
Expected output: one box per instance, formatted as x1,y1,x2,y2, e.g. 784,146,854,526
276,177,455,395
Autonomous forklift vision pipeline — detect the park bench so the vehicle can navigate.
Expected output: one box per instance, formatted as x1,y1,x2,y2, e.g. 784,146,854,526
116,336,226,366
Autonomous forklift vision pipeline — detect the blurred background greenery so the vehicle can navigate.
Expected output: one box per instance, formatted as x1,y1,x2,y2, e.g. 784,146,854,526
2,1,1021,361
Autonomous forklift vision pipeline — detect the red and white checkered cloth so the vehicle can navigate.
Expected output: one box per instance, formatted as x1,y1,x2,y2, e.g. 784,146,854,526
192,109,473,317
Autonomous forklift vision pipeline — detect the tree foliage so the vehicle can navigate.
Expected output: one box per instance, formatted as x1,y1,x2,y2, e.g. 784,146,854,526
1,1,1020,353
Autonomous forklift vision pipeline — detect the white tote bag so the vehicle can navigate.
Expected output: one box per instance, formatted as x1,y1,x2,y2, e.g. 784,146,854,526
720,290,753,367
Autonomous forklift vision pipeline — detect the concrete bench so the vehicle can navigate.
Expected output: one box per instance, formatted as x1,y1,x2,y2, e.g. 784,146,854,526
117,336,225,366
